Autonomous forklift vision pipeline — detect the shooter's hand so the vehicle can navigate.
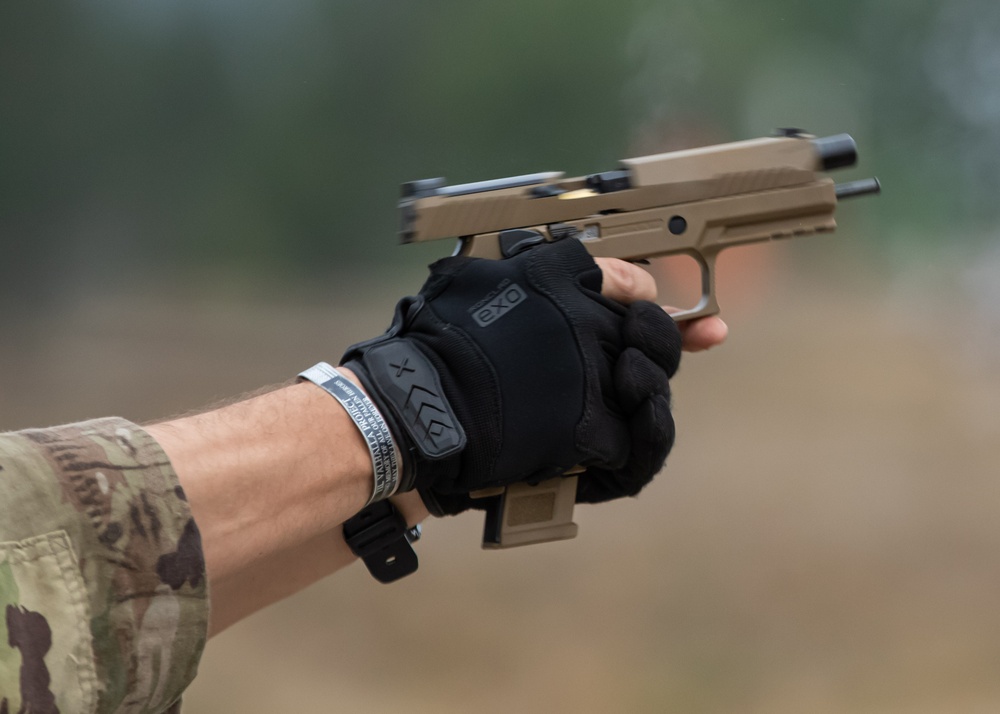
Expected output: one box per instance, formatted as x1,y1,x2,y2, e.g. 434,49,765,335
341,240,700,515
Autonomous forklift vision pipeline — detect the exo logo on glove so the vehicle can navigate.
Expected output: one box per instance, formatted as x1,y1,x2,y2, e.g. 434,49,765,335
365,342,467,459
469,279,527,328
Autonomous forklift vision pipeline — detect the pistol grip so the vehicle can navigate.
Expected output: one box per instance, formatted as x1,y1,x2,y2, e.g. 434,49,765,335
479,477,579,549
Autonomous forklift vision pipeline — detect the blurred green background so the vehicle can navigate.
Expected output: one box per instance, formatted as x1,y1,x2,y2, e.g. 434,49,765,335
4,1,1000,712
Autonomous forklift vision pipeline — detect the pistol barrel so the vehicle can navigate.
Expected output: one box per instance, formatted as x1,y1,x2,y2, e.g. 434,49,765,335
812,134,858,171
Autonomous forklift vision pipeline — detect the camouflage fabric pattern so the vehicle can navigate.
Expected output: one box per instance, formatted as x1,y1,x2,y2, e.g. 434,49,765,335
0,418,208,713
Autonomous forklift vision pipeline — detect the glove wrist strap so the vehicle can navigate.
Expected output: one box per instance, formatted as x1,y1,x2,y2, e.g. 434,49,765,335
343,500,421,583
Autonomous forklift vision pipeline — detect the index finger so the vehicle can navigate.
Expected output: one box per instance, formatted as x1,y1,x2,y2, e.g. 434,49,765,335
594,257,657,304
596,258,728,351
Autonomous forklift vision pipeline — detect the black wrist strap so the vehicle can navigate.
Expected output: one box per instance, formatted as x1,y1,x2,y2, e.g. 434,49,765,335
343,500,420,583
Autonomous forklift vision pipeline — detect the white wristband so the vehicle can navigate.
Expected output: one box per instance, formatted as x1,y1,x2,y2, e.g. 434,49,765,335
298,362,401,505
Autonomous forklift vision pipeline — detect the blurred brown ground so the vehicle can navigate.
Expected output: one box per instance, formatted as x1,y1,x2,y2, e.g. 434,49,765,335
3,244,1000,713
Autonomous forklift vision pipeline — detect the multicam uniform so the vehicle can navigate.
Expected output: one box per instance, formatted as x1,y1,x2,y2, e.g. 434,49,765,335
0,418,208,713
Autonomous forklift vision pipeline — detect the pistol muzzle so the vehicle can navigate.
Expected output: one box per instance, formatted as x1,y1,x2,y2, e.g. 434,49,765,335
813,134,858,171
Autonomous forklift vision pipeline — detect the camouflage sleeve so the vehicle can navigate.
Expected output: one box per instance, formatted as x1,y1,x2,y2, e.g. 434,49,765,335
0,418,208,714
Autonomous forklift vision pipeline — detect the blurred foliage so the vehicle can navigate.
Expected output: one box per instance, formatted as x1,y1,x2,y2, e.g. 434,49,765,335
2,0,999,302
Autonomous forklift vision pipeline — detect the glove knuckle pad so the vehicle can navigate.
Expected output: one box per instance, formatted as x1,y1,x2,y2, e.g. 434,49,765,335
615,348,669,414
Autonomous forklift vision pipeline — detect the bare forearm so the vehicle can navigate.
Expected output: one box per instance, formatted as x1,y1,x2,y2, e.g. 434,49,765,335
148,381,370,579
145,373,429,634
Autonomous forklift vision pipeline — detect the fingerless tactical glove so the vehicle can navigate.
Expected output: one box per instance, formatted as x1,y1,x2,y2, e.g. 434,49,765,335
341,238,681,516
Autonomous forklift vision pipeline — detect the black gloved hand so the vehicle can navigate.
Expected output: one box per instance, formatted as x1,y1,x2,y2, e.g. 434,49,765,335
341,239,682,516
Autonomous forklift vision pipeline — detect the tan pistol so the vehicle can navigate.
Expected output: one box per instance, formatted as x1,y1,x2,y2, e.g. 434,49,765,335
398,129,880,549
